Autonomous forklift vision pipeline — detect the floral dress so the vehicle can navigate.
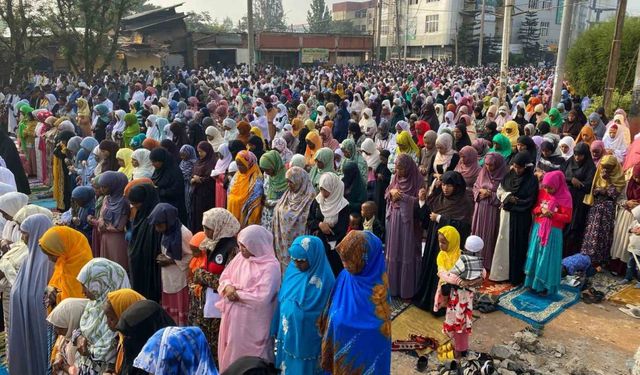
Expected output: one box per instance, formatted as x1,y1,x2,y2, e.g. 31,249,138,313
581,185,621,263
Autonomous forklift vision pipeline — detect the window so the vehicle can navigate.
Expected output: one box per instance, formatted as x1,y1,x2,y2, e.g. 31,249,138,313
355,9,367,18
542,0,551,9
540,21,549,36
409,0,419,4
360,25,367,31
381,25,389,35
529,0,538,8
425,15,439,33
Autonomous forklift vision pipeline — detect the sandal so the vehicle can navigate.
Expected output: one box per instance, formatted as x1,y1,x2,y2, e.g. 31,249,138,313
619,307,640,319
416,355,429,372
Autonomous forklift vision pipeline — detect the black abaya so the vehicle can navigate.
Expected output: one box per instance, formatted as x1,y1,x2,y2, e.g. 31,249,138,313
149,148,188,225
127,183,162,302
0,130,30,194
307,200,350,276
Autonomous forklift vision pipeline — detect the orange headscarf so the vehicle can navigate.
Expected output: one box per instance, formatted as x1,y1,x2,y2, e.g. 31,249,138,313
227,151,263,226
189,231,207,277
40,227,94,303
108,289,145,373
304,130,322,166
142,138,160,151
576,125,595,146
526,96,541,113
237,121,251,144
292,118,304,137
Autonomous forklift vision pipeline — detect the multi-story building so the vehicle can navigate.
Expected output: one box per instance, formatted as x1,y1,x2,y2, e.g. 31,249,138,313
332,0,378,34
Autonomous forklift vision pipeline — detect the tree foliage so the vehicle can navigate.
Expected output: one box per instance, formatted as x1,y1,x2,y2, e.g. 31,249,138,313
306,0,332,33
332,19,363,35
456,12,480,66
517,12,541,62
254,0,287,31
185,11,235,33
566,17,640,96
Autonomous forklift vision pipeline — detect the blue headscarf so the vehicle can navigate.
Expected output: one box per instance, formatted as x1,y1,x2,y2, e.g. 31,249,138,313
179,144,197,181
333,101,350,142
148,203,183,260
320,230,391,374
71,186,95,224
275,236,335,369
133,326,219,375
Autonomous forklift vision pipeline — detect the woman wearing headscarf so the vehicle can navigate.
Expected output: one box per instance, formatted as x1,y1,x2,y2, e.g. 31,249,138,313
385,154,423,299
342,160,367,214
40,227,94,307
576,125,596,147
489,133,513,162
340,138,368,180
558,136,575,160
47,298,89,374
452,121,472,152
53,130,75,211
521,170,572,296
611,165,640,270
272,137,293,166
0,191,29,247
427,133,459,186
258,150,288,231
273,167,316,271
76,98,92,136
303,130,322,166
150,147,188,224
561,143,596,257
586,112,606,140
103,289,146,374
216,225,281,372
413,171,473,313
420,102,440,133
148,203,193,325
116,148,134,179
471,152,508,271
97,171,130,271
131,148,154,179
319,230,390,374
454,145,481,200
295,127,310,156
122,113,140,150
114,300,175,375
211,143,232,209
134,326,218,374
359,108,377,138
536,140,566,177
395,130,420,164
561,110,582,139
274,103,289,131
227,150,264,227
98,139,120,174
307,172,350,276
501,120,520,151
74,258,130,374
375,120,395,152
8,214,53,375
419,130,438,185
248,135,266,161
603,123,627,163
332,101,350,142
490,152,539,284
236,120,252,145
580,155,626,265
274,235,335,375
187,141,216,233
0,128,30,194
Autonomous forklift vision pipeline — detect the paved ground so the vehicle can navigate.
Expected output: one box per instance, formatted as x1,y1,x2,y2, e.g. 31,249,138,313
392,300,639,374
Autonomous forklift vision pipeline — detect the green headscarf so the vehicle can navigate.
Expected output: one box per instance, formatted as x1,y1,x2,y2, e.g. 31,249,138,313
340,138,367,181
94,104,110,123
259,150,288,200
489,133,513,160
545,108,563,129
122,113,140,149
17,104,34,151
309,147,336,189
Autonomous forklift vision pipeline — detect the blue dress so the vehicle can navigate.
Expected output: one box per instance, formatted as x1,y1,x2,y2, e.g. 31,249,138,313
273,236,335,374
524,223,564,295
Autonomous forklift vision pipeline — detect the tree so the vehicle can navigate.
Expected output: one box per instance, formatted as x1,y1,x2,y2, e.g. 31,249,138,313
306,0,332,33
517,12,541,63
255,0,287,31
566,17,640,96
482,36,500,64
456,11,480,66
46,0,136,76
0,0,47,83
332,19,362,35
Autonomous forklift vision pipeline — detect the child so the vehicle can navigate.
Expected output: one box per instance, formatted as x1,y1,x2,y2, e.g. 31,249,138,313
60,186,95,243
361,201,384,242
441,235,484,296
348,212,363,232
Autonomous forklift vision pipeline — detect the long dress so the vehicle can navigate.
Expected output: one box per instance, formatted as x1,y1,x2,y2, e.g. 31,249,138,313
413,181,473,313
523,191,572,295
190,172,216,233
581,185,621,263
99,198,130,272
490,171,538,284
611,182,639,263
0,130,30,194
562,153,596,257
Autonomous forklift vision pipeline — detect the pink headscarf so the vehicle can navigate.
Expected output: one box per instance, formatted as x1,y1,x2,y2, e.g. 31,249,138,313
538,170,572,246
473,152,507,198
216,224,281,371
454,146,481,187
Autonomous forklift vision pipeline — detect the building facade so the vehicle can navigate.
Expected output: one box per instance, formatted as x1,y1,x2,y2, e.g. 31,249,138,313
332,0,378,34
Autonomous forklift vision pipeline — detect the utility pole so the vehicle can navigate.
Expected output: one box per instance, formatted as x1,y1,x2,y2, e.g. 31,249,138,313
551,0,573,106
630,47,640,137
376,0,382,60
395,0,401,60
455,24,459,65
247,0,255,71
602,0,627,115
499,0,514,105
403,0,409,66
478,0,486,66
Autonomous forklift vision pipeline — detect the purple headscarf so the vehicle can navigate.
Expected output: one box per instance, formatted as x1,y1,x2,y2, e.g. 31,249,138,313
98,171,130,226
387,153,422,197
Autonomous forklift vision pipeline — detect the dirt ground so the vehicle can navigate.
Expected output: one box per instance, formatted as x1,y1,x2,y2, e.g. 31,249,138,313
391,300,640,374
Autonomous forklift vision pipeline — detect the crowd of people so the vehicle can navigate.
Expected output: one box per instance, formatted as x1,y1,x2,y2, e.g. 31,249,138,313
0,60,638,374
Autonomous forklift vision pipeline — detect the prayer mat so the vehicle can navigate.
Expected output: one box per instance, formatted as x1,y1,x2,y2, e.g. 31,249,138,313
30,198,57,210
497,285,580,328
477,279,516,297
609,284,640,306
390,297,411,320
391,305,448,355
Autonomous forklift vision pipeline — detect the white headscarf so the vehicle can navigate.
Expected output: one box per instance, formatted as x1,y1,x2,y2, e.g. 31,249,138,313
360,137,380,170
558,136,575,160
112,110,127,134
131,148,155,179
223,118,238,142
205,126,224,150
603,123,628,163
316,173,349,226
211,143,232,177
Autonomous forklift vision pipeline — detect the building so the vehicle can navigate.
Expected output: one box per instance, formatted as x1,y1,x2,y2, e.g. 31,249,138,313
332,0,379,34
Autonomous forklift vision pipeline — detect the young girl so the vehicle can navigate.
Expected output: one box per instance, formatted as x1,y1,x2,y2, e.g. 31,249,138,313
97,171,130,271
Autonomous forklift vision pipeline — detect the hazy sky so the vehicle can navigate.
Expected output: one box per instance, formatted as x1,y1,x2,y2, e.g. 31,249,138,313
149,0,640,25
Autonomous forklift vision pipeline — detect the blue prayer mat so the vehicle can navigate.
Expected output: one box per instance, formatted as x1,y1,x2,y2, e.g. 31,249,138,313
497,285,580,327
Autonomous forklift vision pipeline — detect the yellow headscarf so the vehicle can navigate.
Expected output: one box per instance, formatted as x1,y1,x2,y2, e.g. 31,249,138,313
501,121,520,149
227,151,263,226
583,155,626,205
396,131,420,160
305,119,316,131
39,227,94,302
116,148,134,180
107,288,145,373
292,118,304,137
76,98,90,117
436,226,461,272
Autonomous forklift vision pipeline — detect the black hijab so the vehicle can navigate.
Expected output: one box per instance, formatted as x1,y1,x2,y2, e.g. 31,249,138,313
248,135,265,161
421,103,440,132
502,152,534,192
516,135,538,164
454,123,471,151
98,140,120,172
0,129,30,194
160,139,181,161
116,300,175,375
228,140,246,159
426,170,473,223
564,142,596,185
296,128,310,155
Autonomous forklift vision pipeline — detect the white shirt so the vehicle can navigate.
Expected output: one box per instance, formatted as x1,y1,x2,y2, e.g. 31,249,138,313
161,225,193,294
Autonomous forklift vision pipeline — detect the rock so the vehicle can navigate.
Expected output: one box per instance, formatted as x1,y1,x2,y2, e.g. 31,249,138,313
520,352,545,368
564,356,587,375
556,343,566,355
500,359,515,369
498,369,517,375
506,359,526,372
491,344,517,360
514,330,539,351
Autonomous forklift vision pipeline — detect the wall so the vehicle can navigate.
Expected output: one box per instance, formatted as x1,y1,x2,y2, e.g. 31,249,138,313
125,55,162,70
